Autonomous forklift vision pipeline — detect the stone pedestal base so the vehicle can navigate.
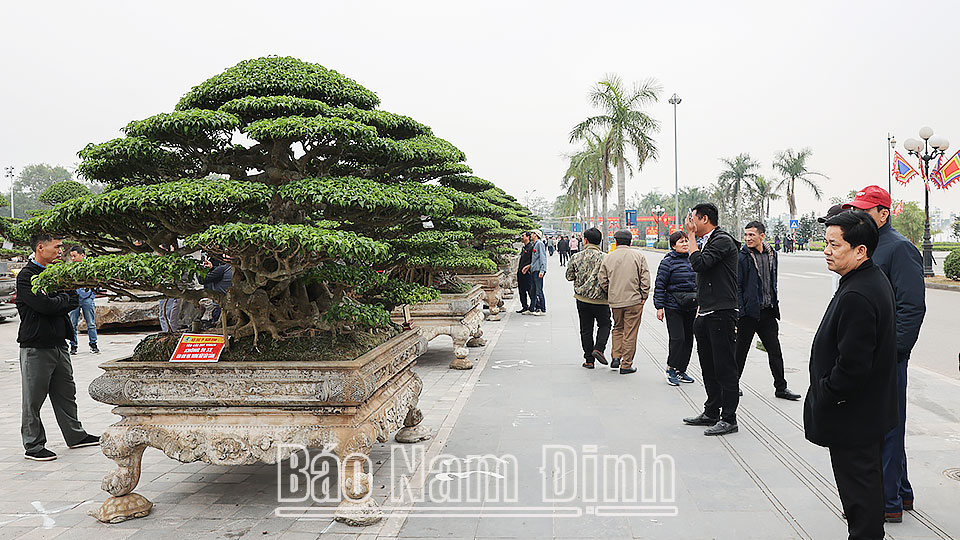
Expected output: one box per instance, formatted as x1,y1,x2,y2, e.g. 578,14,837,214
392,286,485,370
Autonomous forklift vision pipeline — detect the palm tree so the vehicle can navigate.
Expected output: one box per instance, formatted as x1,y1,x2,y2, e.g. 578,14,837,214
564,131,613,247
772,148,827,220
717,153,761,237
750,174,782,221
570,74,661,229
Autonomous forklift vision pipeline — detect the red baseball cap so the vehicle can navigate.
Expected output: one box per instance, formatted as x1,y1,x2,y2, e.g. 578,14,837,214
843,185,892,210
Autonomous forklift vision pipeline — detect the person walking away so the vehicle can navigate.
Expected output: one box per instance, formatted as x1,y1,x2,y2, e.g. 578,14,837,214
681,203,741,436
516,232,534,313
547,236,556,257
523,230,547,315
774,235,781,252
598,229,650,375
202,254,234,323
735,222,801,400
568,235,579,255
17,233,100,461
558,236,570,266
66,246,99,355
844,185,925,523
565,227,611,369
804,209,897,540
654,231,698,386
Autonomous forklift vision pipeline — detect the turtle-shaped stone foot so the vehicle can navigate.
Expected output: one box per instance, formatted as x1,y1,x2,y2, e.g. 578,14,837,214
91,493,153,523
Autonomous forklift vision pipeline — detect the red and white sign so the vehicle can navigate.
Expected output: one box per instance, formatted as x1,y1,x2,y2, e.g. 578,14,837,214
170,333,226,362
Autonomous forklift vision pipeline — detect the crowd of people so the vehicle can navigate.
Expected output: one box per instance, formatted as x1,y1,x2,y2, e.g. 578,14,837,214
558,184,924,540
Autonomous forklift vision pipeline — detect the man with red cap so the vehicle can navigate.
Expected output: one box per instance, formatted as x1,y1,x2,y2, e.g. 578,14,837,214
844,185,926,523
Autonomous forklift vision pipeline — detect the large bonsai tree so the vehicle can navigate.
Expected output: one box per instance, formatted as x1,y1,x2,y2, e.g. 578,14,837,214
16,57,529,347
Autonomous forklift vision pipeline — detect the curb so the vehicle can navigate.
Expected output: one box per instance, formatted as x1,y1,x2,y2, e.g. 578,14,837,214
925,280,960,293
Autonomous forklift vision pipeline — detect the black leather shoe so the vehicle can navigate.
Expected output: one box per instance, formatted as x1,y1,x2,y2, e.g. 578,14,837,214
619,367,637,374
592,350,608,365
775,389,801,401
704,420,738,436
903,499,914,511
683,413,719,426
610,358,621,369
884,511,903,523
516,308,528,313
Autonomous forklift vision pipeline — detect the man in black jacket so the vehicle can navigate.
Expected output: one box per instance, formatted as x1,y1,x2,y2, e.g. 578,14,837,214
844,186,925,522
681,203,741,436
516,232,534,313
17,233,99,461
735,221,801,400
804,210,897,540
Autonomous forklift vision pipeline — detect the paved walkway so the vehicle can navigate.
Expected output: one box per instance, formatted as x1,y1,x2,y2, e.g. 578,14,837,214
1,256,959,539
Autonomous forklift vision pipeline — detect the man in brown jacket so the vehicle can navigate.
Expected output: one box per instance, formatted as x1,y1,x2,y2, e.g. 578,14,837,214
598,229,651,375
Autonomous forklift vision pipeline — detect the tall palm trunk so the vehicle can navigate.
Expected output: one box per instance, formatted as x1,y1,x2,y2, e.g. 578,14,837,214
601,181,609,251
787,181,797,220
617,156,626,230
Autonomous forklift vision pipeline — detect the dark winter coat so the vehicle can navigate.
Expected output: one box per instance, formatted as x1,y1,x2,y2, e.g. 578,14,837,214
737,244,780,320
803,259,898,448
653,250,697,311
16,261,79,349
871,222,925,360
202,263,234,294
689,227,740,313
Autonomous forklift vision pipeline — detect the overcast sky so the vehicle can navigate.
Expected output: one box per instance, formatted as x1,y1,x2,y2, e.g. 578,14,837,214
2,0,959,222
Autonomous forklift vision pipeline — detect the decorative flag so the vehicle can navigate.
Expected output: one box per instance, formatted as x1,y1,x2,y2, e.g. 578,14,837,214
893,200,904,216
935,149,960,190
891,151,920,185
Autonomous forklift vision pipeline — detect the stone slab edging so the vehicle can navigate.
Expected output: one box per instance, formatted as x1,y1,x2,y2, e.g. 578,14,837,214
925,280,960,292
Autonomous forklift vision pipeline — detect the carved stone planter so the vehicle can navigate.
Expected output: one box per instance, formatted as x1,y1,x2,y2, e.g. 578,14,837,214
88,329,429,526
457,272,505,321
391,285,484,370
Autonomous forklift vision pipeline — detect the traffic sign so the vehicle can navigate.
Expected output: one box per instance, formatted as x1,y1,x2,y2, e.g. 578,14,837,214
789,219,799,229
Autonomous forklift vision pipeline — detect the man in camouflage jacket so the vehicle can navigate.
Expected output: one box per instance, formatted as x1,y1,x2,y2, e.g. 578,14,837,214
565,227,610,369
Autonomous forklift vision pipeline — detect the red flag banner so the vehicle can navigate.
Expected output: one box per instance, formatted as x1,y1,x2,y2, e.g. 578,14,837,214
891,151,920,185
892,200,904,216
935,150,960,190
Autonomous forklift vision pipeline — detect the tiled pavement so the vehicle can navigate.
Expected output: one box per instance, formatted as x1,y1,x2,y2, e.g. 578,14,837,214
1,258,959,539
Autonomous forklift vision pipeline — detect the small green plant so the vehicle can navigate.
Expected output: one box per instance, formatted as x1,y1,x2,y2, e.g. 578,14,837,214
944,248,960,280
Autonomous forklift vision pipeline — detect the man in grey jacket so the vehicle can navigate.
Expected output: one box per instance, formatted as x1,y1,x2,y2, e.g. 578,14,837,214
522,229,547,316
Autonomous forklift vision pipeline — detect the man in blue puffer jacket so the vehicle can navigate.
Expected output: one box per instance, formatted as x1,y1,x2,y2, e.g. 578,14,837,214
735,221,801,401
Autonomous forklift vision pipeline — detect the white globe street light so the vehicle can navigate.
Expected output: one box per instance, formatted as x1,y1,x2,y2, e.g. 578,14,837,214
903,127,950,276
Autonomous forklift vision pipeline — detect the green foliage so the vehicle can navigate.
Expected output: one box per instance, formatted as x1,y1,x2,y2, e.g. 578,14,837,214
176,56,380,111
11,164,74,219
38,181,92,206
30,253,204,294
124,110,240,144
321,298,391,329
890,201,925,245
933,242,960,251
278,177,455,222
77,137,195,185
951,218,960,242
244,115,378,143
944,249,960,280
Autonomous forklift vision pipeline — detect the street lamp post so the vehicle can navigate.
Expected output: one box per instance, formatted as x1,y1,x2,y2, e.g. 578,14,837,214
668,93,681,226
887,133,896,197
652,204,665,246
3,166,14,219
903,127,950,277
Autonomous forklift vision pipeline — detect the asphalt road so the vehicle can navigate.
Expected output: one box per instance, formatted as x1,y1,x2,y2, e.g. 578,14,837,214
642,249,960,380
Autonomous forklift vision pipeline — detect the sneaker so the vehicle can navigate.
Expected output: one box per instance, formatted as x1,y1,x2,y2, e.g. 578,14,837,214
619,367,637,374
25,448,57,461
68,434,100,449
610,358,621,369
533,311,546,316
678,372,695,384
90,343,100,354
70,346,78,355
665,368,680,386
522,310,535,316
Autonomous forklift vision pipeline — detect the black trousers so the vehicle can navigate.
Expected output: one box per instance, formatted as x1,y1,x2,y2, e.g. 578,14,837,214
830,443,885,540
559,250,568,265
694,310,739,424
517,271,532,309
735,308,787,390
576,300,611,361
665,308,696,372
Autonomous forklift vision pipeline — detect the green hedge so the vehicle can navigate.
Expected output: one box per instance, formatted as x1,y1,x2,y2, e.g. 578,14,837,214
934,242,960,252
944,249,960,280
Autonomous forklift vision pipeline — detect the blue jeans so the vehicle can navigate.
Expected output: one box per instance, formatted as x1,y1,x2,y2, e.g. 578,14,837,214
882,356,912,512
69,297,97,347
531,273,546,312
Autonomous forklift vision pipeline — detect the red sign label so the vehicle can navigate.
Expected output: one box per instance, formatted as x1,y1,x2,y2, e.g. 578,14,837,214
169,333,226,362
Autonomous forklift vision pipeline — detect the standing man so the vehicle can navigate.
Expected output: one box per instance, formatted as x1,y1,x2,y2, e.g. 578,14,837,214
681,203,741,436
516,232,534,313
558,235,570,266
17,234,99,461
522,229,547,316
598,229,650,375
844,186,925,522
805,210,897,540
67,246,99,355
735,221,801,400
565,227,610,369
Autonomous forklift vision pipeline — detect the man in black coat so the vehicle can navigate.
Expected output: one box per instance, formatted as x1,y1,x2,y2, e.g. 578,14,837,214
17,233,99,461
680,203,741,436
804,210,897,540
516,232,534,313
735,221,801,400
844,185,925,522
